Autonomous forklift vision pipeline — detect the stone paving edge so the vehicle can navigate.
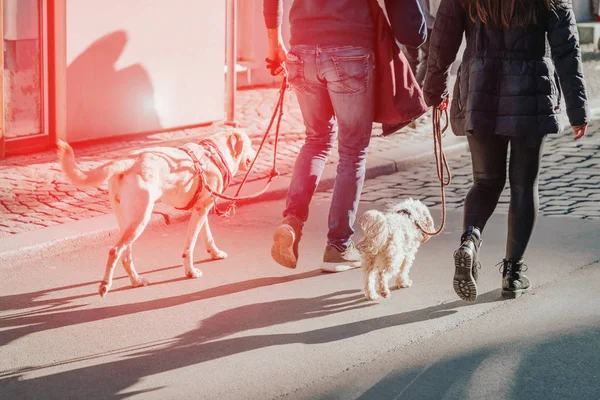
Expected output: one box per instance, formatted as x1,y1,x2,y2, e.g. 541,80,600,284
0,136,468,266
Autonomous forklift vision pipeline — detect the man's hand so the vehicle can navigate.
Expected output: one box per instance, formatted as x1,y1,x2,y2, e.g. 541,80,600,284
573,124,587,140
267,28,287,76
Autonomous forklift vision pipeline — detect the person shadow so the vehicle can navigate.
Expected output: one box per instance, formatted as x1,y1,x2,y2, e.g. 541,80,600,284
67,30,162,142
352,327,600,400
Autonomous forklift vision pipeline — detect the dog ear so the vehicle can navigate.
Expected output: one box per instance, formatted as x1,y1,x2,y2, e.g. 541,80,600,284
227,131,245,158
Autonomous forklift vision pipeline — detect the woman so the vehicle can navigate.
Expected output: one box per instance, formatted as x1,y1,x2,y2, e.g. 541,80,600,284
423,0,589,301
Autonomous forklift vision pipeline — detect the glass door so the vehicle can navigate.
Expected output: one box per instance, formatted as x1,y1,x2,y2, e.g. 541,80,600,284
2,0,50,156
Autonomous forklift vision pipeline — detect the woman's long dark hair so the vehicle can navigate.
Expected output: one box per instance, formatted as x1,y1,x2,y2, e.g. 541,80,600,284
462,0,554,29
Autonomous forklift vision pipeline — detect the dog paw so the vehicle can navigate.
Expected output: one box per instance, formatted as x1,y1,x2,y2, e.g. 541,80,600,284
399,279,413,288
365,292,380,301
185,268,203,279
132,277,149,288
209,249,228,260
98,281,111,298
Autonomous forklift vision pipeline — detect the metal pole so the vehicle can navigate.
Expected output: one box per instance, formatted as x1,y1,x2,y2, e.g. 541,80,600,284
225,0,238,126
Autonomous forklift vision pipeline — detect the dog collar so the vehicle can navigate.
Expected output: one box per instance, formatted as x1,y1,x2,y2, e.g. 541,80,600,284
397,209,413,217
397,208,430,234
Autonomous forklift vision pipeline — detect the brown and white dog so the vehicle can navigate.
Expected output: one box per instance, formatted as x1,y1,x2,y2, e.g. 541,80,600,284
56,129,256,297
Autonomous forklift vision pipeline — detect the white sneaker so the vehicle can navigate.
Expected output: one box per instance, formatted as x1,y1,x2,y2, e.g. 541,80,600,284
320,243,361,273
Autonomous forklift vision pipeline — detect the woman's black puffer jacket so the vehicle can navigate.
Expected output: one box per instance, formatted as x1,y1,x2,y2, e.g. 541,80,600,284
423,0,589,137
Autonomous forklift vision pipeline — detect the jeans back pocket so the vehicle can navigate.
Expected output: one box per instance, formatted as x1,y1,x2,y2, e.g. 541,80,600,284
286,51,308,92
330,54,371,94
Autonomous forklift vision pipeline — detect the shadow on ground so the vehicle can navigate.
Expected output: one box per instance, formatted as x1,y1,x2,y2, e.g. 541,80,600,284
315,326,600,400
0,290,506,399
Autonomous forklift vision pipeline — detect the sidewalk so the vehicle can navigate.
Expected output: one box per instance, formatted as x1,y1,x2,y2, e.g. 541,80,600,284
1,199,598,399
0,86,468,262
2,44,599,261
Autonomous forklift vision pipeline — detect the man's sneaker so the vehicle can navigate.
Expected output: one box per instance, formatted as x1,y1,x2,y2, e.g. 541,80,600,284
320,242,361,273
500,258,531,299
271,216,303,269
453,226,482,302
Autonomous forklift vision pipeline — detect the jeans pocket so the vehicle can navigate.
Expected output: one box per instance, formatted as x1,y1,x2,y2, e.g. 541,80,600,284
285,52,308,93
330,54,371,93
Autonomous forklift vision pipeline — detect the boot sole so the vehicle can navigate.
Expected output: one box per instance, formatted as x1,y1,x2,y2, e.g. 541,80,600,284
271,225,297,269
453,248,478,302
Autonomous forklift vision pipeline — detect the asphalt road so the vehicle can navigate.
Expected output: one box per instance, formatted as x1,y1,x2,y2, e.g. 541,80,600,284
1,199,598,400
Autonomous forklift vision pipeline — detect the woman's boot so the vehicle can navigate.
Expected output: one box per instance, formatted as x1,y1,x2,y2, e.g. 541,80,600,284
500,259,531,299
453,226,482,302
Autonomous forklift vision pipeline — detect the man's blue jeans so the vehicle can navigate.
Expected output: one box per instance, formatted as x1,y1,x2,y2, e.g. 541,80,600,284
284,45,375,250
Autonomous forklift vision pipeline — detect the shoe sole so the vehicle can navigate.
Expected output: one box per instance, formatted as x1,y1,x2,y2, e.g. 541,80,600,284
453,248,478,302
320,262,361,273
271,225,297,269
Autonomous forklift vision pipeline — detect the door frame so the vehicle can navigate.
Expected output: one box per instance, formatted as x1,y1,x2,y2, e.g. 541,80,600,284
0,0,5,160
0,0,65,159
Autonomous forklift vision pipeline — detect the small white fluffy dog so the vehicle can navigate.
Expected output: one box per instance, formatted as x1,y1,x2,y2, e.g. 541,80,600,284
358,198,434,301
57,129,255,297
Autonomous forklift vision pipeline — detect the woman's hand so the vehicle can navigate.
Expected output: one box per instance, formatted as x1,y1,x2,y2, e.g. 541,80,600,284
572,124,587,140
438,97,449,111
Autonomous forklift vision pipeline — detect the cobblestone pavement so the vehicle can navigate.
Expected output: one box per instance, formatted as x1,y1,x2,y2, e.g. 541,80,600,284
1,46,599,237
0,86,432,237
582,44,600,98
315,118,600,220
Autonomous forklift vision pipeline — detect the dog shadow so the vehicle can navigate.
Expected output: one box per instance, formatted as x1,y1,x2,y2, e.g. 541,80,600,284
0,267,323,347
0,260,215,317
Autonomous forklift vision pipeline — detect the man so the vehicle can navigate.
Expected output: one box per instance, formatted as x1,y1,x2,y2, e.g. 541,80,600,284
263,0,426,272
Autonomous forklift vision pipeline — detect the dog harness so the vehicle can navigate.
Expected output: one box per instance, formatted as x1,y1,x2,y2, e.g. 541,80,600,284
176,140,233,211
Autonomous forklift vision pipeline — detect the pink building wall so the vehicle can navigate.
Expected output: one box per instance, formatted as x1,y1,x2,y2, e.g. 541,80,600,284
66,0,225,142
237,0,292,88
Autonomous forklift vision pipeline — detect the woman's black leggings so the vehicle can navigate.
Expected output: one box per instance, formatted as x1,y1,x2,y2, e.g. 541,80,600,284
464,133,546,261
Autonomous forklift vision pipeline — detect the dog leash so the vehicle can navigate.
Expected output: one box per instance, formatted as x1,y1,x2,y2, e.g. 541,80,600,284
412,105,452,236
200,67,290,217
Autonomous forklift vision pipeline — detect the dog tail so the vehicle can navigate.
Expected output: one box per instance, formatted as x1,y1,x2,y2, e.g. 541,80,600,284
358,210,389,254
56,140,134,188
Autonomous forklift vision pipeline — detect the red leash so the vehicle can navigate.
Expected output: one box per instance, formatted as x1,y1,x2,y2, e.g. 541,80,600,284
413,105,452,236
206,72,289,217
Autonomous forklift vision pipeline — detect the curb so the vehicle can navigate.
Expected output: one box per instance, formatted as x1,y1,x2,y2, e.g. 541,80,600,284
0,136,469,266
